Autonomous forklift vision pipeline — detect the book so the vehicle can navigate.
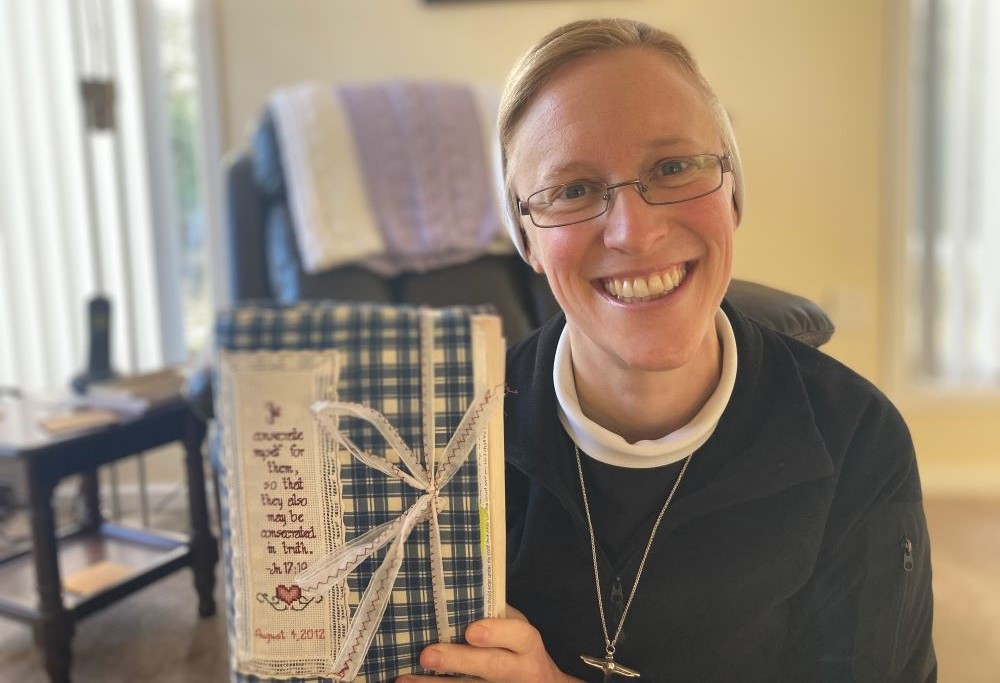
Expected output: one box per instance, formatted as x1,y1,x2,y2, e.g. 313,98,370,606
37,407,120,434
0,392,118,441
215,303,506,682
82,368,184,414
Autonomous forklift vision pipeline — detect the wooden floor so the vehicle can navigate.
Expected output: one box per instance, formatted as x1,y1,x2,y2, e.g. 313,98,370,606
0,495,997,682
924,496,1000,682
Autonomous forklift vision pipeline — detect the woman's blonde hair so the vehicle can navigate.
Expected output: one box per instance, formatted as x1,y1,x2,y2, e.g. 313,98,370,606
498,18,744,258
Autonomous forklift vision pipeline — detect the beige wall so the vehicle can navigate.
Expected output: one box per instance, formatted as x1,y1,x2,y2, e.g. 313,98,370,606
212,0,999,493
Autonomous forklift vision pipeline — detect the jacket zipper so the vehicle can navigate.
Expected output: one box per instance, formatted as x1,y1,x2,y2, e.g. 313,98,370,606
890,536,914,667
901,536,914,572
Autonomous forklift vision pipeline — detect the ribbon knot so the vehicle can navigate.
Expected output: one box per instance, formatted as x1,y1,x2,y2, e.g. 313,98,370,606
296,384,502,680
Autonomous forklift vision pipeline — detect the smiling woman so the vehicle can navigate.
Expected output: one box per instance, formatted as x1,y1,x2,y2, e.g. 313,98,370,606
396,18,937,683
508,46,739,428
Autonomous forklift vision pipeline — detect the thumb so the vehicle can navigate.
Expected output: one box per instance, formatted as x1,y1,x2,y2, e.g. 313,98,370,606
504,604,527,621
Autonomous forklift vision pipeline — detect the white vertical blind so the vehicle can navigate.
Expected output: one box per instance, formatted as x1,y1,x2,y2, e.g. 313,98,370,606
912,0,1000,385
0,1,91,390
134,0,187,365
0,0,168,392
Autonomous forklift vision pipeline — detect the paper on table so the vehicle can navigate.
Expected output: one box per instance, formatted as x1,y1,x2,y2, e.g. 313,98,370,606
38,408,120,434
63,560,133,596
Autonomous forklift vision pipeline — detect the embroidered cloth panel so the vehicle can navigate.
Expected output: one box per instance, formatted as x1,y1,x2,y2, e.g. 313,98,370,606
215,302,505,681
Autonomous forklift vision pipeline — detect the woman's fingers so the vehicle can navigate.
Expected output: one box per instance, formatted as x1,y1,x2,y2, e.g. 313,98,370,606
418,640,512,678
465,617,543,655
395,613,581,683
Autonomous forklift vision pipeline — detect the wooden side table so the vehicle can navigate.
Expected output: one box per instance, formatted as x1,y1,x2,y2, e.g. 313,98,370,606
0,397,218,683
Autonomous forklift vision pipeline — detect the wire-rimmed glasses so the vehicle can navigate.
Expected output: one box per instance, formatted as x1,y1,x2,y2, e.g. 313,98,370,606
518,153,732,229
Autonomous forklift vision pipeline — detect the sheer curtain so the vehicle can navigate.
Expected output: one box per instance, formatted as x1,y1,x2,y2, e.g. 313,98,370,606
910,0,1000,385
0,0,180,392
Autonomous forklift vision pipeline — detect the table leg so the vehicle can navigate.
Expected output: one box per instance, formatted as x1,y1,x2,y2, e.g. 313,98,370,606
182,413,217,617
79,470,102,532
27,471,73,683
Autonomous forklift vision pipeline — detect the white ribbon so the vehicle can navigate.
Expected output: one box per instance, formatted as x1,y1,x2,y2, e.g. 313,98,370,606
296,384,502,680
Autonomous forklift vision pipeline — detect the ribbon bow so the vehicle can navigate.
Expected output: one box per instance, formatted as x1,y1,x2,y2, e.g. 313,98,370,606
296,384,502,680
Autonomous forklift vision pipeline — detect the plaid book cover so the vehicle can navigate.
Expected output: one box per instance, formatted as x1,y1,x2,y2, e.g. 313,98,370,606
214,302,505,682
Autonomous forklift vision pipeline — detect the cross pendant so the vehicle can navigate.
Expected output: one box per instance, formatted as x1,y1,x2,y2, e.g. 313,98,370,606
580,654,641,681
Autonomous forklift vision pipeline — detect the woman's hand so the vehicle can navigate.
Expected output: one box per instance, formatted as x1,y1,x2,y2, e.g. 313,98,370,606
395,606,582,683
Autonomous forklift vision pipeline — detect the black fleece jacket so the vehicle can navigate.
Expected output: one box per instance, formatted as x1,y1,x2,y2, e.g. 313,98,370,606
504,301,936,682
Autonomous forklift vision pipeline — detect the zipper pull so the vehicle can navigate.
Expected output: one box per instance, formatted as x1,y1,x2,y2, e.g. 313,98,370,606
901,536,914,572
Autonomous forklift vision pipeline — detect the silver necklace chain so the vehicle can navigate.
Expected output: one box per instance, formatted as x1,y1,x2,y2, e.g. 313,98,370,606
574,444,692,658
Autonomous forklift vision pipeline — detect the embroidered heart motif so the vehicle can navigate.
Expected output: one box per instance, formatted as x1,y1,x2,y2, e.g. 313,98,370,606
275,584,302,605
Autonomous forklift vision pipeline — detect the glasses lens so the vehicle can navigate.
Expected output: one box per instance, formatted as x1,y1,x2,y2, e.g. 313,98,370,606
528,180,607,228
642,155,723,204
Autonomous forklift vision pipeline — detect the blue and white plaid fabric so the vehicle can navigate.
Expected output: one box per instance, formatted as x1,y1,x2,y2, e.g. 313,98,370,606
215,302,494,682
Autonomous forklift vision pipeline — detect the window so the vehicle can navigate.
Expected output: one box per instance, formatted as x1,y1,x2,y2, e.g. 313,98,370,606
158,0,213,356
0,0,214,392
903,0,1000,387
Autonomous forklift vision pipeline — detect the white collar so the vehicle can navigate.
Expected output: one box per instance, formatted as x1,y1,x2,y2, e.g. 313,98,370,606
555,308,738,469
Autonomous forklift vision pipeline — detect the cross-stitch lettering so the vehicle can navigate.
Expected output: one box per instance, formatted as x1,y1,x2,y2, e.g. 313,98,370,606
253,443,282,459
260,526,317,538
252,428,304,441
282,540,312,554
254,628,286,644
260,493,283,509
266,560,309,576
257,414,316,544
264,400,281,425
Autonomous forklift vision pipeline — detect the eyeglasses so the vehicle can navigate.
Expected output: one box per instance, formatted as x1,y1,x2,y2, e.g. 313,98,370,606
518,153,732,229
